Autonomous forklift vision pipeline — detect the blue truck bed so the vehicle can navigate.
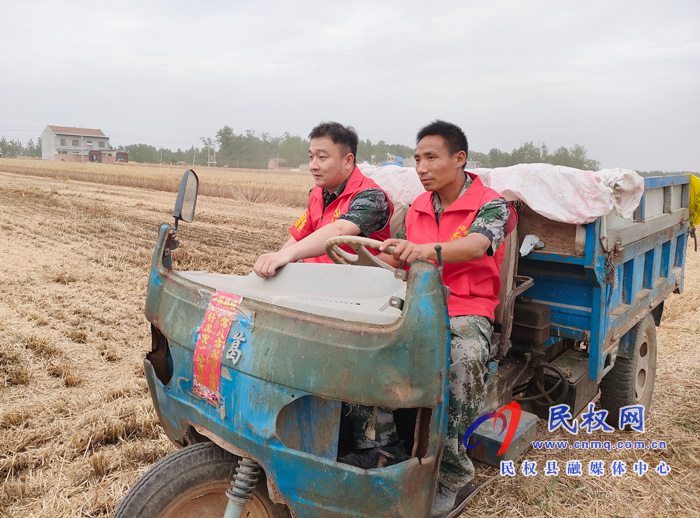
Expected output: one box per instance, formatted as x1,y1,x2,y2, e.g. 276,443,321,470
516,174,690,383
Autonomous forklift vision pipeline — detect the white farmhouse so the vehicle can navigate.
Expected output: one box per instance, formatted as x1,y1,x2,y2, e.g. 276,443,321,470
41,125,127,163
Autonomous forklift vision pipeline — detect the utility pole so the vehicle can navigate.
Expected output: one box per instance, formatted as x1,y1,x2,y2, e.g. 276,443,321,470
207,143,216,167
160,147,163,164
202,136,216,167
192,147,196,166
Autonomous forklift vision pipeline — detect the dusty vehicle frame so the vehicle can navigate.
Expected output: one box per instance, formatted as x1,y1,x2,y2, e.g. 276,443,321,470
115,170,691,518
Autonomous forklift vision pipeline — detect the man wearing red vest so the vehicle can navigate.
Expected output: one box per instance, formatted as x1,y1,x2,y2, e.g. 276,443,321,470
254,121,393,278
380,121,516,518
255,122,407,464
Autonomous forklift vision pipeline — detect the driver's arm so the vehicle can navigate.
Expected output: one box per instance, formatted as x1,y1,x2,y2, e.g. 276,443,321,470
379,198,511,265
254,220,361,278
380,234,491,264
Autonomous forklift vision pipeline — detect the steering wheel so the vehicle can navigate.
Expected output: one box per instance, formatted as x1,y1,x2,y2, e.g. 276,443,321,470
324,236,398,275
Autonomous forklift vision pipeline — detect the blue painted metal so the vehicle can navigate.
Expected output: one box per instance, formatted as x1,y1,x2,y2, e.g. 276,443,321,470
139,173,691,515
643,175,687,189
636,194,646,221
145,223,451,517
518,174,690,382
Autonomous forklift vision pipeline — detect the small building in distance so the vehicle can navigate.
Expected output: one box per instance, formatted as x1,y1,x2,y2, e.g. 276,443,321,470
41,125,127,163
268,157,288,169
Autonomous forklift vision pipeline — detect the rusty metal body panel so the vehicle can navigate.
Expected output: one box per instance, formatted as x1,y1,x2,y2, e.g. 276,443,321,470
145,223,450,517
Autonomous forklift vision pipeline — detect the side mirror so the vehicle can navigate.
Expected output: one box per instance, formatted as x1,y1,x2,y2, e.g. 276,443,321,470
173,169,199,223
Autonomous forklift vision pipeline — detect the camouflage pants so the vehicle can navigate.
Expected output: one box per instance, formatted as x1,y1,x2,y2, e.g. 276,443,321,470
342,316,491,492
440,315,492,492
342,403,398,449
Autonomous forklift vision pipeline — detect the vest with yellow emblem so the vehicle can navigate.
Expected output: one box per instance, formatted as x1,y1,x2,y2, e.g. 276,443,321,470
289,166,394,263
405,173,517,318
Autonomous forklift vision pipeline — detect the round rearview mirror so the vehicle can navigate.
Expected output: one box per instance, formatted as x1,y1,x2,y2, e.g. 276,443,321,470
173,169,199,223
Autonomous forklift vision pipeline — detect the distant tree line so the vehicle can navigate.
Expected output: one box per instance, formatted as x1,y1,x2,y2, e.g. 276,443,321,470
4,129,694,176
122,144,198,165
470,142,600,170
0,137,41,158
208,127,419,169
121,128,419,169
123,127,603,171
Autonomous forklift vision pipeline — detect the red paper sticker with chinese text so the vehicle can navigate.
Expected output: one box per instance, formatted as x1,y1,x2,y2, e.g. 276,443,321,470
192,291,242,405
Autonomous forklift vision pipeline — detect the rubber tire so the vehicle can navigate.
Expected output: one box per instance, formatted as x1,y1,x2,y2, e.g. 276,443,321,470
114,442,290,518
600,314,657,427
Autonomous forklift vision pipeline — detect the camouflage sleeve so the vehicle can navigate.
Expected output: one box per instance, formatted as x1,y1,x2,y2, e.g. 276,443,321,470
467,198,511,256
339,188,391,237
395,220,407,240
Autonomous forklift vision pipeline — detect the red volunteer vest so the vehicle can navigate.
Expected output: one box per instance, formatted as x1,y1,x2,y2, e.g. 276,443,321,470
289,166,394,263
405,173,517,318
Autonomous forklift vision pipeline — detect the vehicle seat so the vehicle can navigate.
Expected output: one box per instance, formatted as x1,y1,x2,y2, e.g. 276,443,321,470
385,191,533,360
491,227,534,360
389,201,410,238
494,228,518,329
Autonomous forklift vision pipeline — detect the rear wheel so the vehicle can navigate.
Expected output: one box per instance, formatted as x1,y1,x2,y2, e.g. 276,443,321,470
600,314,657,426
114,442,290,518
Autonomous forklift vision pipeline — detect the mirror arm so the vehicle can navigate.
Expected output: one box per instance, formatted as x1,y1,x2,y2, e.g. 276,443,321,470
168,218,181,251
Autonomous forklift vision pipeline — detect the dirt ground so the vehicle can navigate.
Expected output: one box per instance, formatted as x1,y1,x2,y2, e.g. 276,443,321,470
0,168,698,517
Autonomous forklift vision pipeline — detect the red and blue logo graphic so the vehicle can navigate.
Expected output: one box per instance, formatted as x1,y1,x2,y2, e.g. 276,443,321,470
462,401,521,456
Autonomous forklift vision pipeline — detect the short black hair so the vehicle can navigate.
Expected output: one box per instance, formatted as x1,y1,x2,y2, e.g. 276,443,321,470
309,121,358,159
416,120,468,158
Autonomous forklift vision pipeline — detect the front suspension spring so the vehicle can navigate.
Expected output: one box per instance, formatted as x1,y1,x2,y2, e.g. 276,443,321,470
226,457,262,504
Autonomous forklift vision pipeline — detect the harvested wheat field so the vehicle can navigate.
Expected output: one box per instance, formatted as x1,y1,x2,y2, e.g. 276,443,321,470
1,160,698,518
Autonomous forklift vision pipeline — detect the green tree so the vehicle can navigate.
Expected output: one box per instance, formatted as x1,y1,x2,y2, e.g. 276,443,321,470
278,133,309,168
568,144,599,170
547,144,598,169
113,127,603,172
356,139,374,163
241,129,264,168
261,132,283,169
469,150,489,167
25,138,41,158
125,143,160,163
372,140,390,163
0,138,22,158
487,148,512,168
510,141,545,164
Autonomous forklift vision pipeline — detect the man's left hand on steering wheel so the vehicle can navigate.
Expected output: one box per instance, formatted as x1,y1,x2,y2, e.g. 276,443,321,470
324,236,398,273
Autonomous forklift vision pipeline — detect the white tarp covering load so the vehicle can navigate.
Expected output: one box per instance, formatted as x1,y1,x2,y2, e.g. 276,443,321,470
357,163,424,236
358,163,424,206
474,164,644,224
359,162,644,225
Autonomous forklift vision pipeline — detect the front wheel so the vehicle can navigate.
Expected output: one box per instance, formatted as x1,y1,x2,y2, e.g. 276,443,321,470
600,314,657,427
114,442,290,518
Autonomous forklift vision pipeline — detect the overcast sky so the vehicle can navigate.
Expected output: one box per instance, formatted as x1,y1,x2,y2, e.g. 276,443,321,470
1,0,698,171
